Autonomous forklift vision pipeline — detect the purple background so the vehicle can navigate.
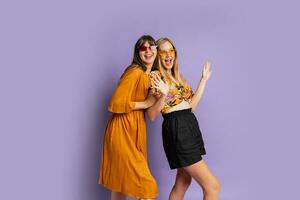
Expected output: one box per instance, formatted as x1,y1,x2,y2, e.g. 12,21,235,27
1,0,300,199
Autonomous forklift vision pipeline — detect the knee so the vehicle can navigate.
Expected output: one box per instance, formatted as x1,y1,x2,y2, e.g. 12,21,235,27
203,179,221,194
213,179,221,193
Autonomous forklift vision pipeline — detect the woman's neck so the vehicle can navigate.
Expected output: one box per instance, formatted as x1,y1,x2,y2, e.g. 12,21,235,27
166,69,172,76
145,64,152,74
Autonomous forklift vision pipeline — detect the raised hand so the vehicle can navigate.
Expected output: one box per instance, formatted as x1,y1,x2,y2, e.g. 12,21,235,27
202,61,212,81
150,72,170,95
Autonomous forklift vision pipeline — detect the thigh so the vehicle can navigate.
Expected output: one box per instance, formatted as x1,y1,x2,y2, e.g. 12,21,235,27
183,160,218,188
175,168,192,184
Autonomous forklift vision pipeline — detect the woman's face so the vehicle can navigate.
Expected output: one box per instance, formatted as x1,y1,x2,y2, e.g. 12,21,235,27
138,41,157,67
158,41,175,70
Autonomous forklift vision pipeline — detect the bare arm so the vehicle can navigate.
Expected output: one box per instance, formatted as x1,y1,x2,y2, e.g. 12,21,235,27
190,61,212,112
146,94,167,121
146,72,170,121
133,94,156,110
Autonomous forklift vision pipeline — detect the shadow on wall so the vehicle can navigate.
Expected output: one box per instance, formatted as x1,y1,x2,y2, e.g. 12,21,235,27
78,62,117,200
83,90,113,200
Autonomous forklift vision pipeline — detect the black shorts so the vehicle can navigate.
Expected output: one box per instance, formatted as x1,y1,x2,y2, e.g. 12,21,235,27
162,108,206,169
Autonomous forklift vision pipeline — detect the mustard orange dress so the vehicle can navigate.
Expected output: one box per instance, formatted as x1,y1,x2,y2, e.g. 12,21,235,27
98,66,158,199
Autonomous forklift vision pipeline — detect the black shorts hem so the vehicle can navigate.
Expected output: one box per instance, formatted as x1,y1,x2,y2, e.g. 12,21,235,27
169,154,205,170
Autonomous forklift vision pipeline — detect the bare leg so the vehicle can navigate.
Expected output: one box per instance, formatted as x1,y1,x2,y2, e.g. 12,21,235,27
169,168,192,200
184,160,221,200
111,191,126,200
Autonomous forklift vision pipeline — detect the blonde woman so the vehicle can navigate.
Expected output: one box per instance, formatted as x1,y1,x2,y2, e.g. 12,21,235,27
147,38,221,200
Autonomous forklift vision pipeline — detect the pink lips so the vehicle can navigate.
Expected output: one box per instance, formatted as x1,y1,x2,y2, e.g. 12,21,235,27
144,54,153,60
165,57,173,65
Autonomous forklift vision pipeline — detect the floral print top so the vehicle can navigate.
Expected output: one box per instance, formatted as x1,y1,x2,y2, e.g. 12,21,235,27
150,70,193,113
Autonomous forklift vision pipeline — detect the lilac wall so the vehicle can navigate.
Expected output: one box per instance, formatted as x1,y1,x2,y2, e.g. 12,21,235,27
1,0,300,199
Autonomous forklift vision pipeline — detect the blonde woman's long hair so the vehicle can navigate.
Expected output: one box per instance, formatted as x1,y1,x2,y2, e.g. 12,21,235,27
156,38,188,86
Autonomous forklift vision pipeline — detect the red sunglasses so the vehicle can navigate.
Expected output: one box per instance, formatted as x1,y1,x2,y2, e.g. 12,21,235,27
139,45,157,52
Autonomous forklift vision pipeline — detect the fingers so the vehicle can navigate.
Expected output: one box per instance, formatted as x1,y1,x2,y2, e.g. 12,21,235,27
150,72,161,83
151,81,160,89
151,79,169,94
151,78,160,87
150,72,169,94
150,73,165,89
201,61,212,81
150,71,159,78
204,61,211,71
204,61,212,75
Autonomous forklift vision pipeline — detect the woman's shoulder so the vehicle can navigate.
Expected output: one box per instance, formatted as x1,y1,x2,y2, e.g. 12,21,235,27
127,64,144,72
122,64,145,78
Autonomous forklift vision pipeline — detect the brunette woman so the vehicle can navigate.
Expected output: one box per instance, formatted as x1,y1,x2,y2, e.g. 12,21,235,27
99,35,159,200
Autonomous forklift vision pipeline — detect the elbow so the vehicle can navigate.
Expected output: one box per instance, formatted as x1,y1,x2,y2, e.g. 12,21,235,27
149,115,158,121
149,117,155,122
146,110,157,122
148,114,157,122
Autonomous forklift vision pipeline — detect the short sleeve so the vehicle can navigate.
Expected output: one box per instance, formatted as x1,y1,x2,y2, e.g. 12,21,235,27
186,84,194,99
108,67,142,113
180,73,194,100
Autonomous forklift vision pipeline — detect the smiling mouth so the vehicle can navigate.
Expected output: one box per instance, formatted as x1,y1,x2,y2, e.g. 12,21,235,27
144,54,153,59
164,57,173,65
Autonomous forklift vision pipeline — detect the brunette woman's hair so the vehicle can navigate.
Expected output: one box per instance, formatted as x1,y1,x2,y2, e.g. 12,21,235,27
121,35,157,77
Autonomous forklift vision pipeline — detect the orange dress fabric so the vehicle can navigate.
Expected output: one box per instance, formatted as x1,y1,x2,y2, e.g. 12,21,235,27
98,66,158,199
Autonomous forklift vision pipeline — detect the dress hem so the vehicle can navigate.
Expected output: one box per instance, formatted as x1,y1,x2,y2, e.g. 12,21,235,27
99,182,158,199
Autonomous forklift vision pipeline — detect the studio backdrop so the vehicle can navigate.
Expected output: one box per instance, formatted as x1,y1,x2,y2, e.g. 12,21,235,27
1,0,300,200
